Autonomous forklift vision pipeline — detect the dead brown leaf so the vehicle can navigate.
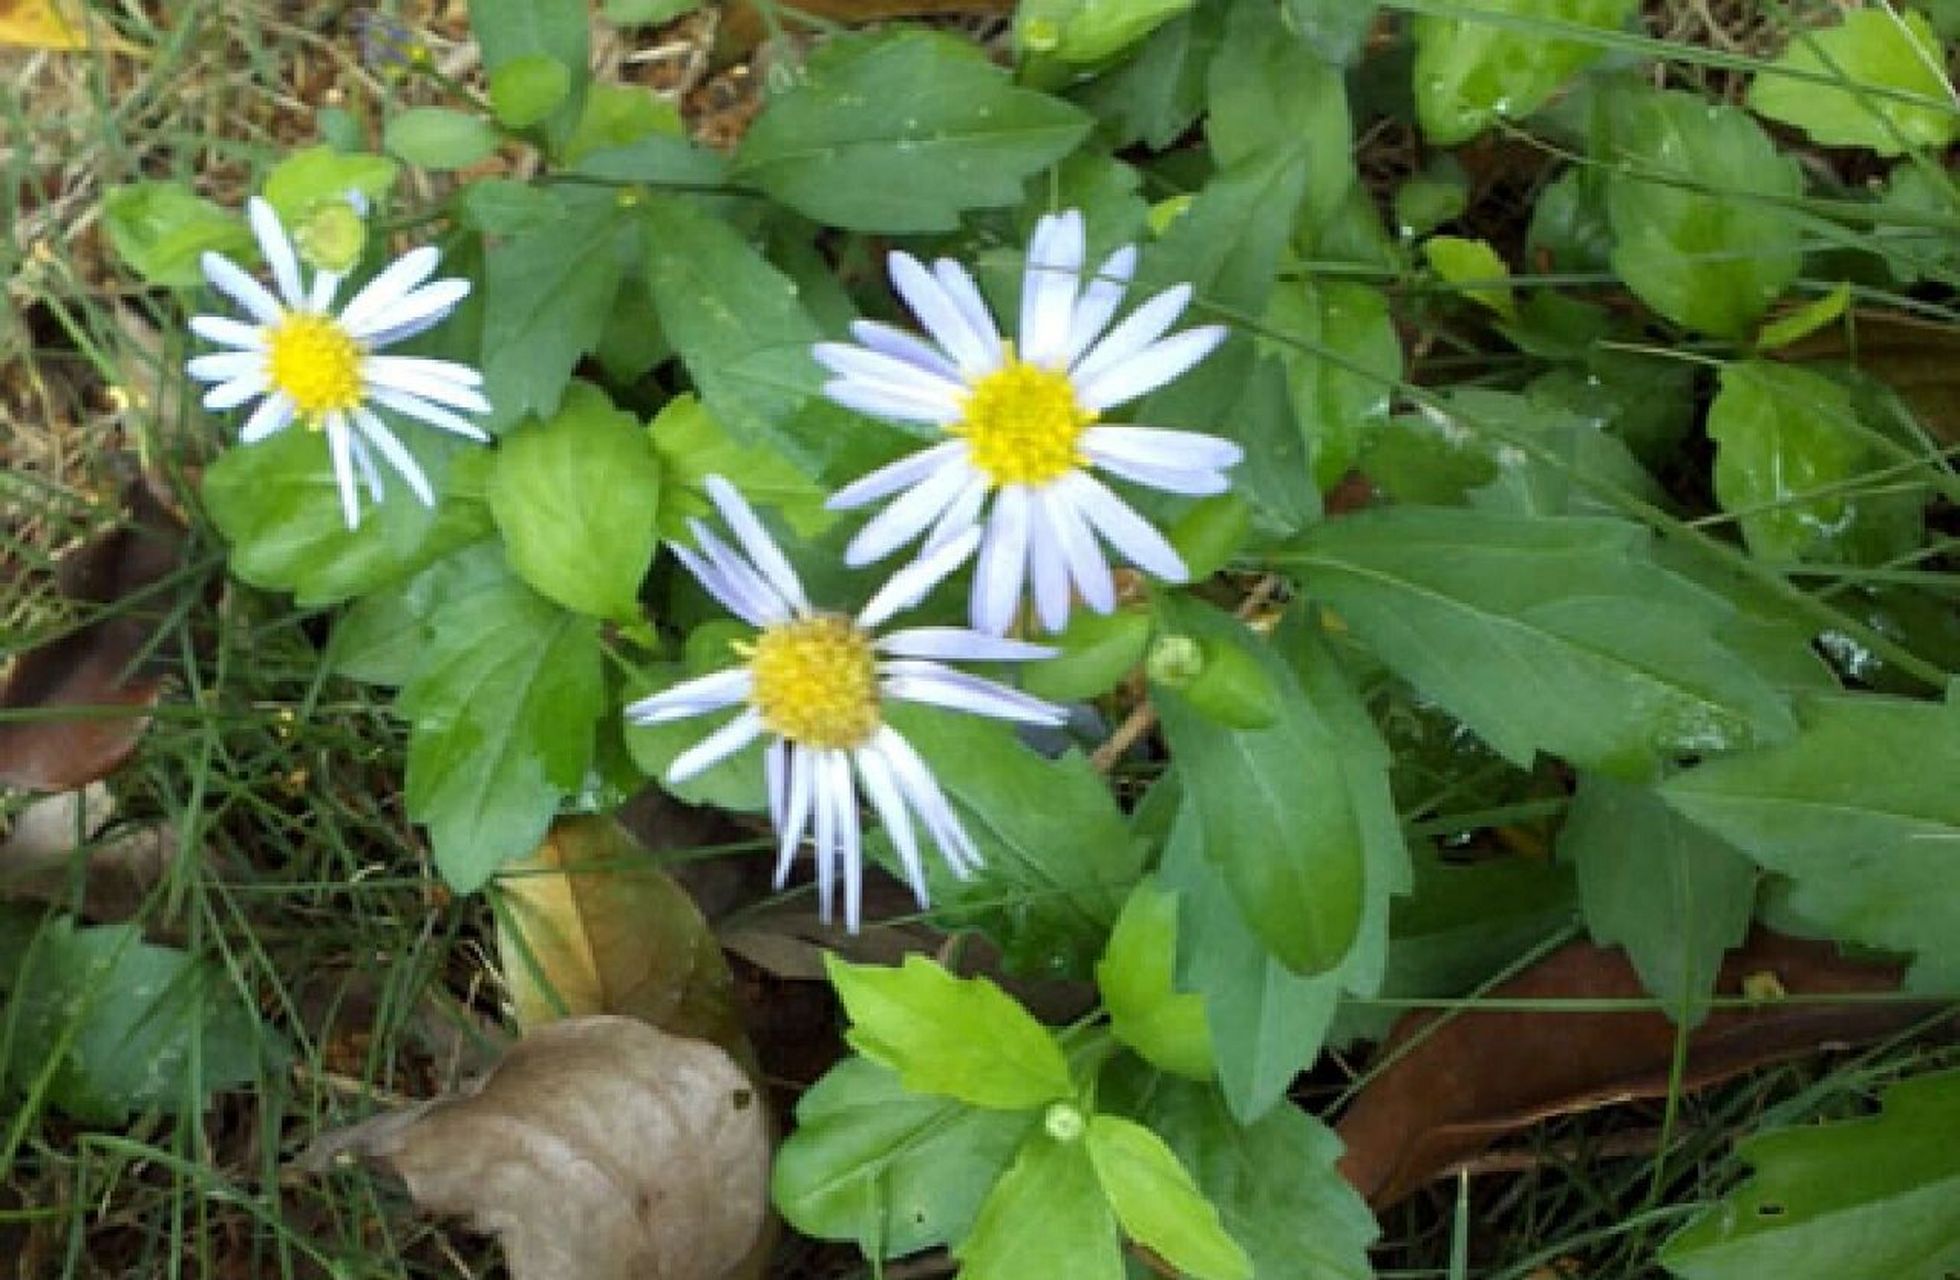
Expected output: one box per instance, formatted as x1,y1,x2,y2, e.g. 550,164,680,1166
1782,310,1960,444
0,781,174,921
0,475,191,791
1335,930,1947,1210
295,1016,770,1280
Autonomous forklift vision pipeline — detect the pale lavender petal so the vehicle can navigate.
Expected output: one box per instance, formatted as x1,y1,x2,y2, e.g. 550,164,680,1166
309,269,343,312
671,542,775,628
248,198,305,308
923,471,990,555
352,407,434,506
931,258,1004,369
325,413,362,530
1075,326,1228,412
348,432,385,503
1019,210,1085,369
1045,486,1115,615
1069,283,1193,385
889,252,994,374
203,375,269,411
1081,425,1243,472
201,253,283,325
833,756,865,933
364,356,490,408
811,748,840,922
691,522,793,624
1063,245,1138,367
971,485,1031,636
813,342,967,402
239,393,297,444
854,525,983,632
827,441,965,511
823,376,964,426
773,745,815,890
880,660,1065,725
624,667,753,725
876,627,1053,663
188,314,267,350
843,462,972,567
1025,491,1072,633
366,386,493,442
704,474,810,614
854,743,928,907
848,319,960,382
875,726,981,876
338,246,441,333
1062,471,1189,583
1090,456,1233,496
186,351,265,383
668,707,766,784
345,279,471,344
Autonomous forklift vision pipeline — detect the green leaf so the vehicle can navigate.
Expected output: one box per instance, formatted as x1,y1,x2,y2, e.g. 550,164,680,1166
329,568,444,687
1659,693,1960,990
563,82,684,166
262,146,399,226
956,1134,1123,1280
1017,0,1193,63
489,382,661,621
101,182,254,287
1413,0,1635,144
1087,1114,1250,1280
1661,1069,1960,1280
0,916,274,1124
1461,386,1670,519
384,106,502,170
399,551,603,892
647,394,831,541
488,53,572,129
1139,1077,1379,1280
1757,282,1851,351
1204,0,1352,231
730,31,1092,232
1020,608,1152,703
1602,85,1805,337
1562,773,1756,1027
202,427,491,607
1262,280,1401,490
1072,8,1223,151
772,1056,1035,1257
1424,234,1516,319
603,0,701,24
1286,507,1799,777
824,955,1074,1110
1708,360,1925,566
622,662,768,813
468,0,590,149
1097,879,1214,1080
1748,10,1958,156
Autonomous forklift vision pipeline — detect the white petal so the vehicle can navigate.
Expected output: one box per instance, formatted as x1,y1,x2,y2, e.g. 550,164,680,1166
1045,486,1116,615
624,667,753,725
823,376,963,426
1090,456,1233,496
811,748,841,923
347,432,385,503
848,319,960,382
1063,245,1139,367
325,414,362,530
338,246,441,334
1069,283,1193,385
691,522,793,624
1019,210,1085,369
854,744,928,908
1075,325,1228,412
832,755,865,933
671,543,775,629
309,269,343,312
668,707,765,784
813,342,967,402
971,485,1031,636
827,440,965,511
186,351,265,383
874,726,981,877
1081,425,1244,473
854,525,983,632
889,252,994,375
201,253,283,325
881,660,1065,726
203,375,269,411
877,627,1053,663
933,258,1004,369
239,393,296,444
843,461,972,567
364,355,491,408
773,745,815,890
188,314,267,350
353,408,434,506
1062,472,1189,583
249,197,305,308
1025,491,1072,633
704,475,809,615
766,739,787,831
345,279,471,343
923,472,990,555
366,387,493,443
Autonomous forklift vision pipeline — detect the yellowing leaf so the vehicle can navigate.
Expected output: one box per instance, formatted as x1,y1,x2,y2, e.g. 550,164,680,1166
0,0,132,52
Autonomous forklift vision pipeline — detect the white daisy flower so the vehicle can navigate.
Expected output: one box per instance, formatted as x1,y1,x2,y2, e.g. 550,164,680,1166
185,196,490,530
625,475,1064,932
814,209,1243,636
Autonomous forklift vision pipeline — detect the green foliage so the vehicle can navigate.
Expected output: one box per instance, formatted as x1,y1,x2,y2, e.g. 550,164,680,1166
1263,281,1401,491
1086,1114,1251,1280
103,181,254,286
1413,0,1635,144
1424,235,1516,319
1748,10,1958,156
1020,608,1153,702
646,394,831,541
384,107,501,171
467,0,590,149
1097,879,1215,1080
487,53,572,130
1662,1069,1960,1279
261,146,399,225
1017,0,1193,64
957,1135,1123,1280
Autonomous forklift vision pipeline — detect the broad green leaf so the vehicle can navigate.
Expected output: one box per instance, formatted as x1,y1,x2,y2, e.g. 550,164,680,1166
731,31,1092,232
202,426,491,606
1071,7,1223,150
1097,879,1214,1080
825,955,1074,1110
1019,608,1152,703
1413,0,1635,144
647,394,831,541
328,567,443,686
479,191,631,432
1286,508,1798,777
1017,0,1192,63
1262,280,1400,490
1140,1078,1378,1280
1602,85,1804,337
956,1134,1122,1280
488,53,572,129
458,179,567,236
773,1056,1035,1257
1561,773,1756,1026
886,706,1142,977
400,551,603,892
1285,0,1379,63
102,182,253,286
384,107,501,170
489,382,662,621
1205,0,1352,232
1661,1069,1960,1279
1087,1114,1250,1280
0,916,274,1124
1424,234,1516,319
1748,10,1958,156
1460,386,1670,519
262,146,399,226
468,0,590,148
1659,693,1960,990
563,81,684,166
1708,360,1925,566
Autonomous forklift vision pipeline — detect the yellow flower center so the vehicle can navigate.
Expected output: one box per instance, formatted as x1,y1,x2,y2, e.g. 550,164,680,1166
266,313,364,420
747,615,881,749
954,355,1095,488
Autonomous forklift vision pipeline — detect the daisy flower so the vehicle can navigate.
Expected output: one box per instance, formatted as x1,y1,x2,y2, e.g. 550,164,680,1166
625,475,1064,932
814,209,1243,636
186,196,490,530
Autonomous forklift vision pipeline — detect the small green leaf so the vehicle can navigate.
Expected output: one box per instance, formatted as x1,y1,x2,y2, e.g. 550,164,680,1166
603,0,701,24
1413,0,1636,144
1097,879,1215,1080
1425,234,1516,319
731,31,1092,232
648,394,831,541
384,107,502,170
1661,1069,1960,1280
488,53,572,129
489,382,661,621
1168,491,1252,580
1748,10,1958,156
468,0,590,149
101,182,254,287
262,146,399,226
1203,0,1352,233
1757,282,1851,351
1016,0,1193,63
1262,281,1401,490
1086,1114,1251,1280
563,82,683,165
1020,608,1152,703
956,1134,1123,1280
824,955,1074,1110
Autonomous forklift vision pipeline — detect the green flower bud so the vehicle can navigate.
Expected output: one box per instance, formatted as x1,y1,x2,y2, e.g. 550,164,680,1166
293,196,367,275
1043,1101,1086,1143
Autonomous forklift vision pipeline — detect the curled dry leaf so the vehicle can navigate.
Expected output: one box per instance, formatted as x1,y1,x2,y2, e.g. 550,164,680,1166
296,1015,770,1280
0,475,190,791
1336,930,1942,1210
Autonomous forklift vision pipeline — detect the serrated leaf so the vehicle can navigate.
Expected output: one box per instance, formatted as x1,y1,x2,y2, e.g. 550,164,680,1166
773,1056,1035,1257
102,182,254,287
1562,773,1756,1027
1748,9,1958,156
1602,85,1805,337
1414,0,1635,144
489,382,661,620
1661,1069,1960,1280
825,955,1073,1111
400,551,603,893
385,107,502,170
1659,693,1960,990
730,31,1091,232
647,394,830,541
956,1134,1123,1280
1097,879,1214,1080
1285,507,1799,777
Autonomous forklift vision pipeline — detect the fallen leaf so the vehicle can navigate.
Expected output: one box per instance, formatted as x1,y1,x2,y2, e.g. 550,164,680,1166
0,782,175,921
0,475,192,791
296,1016,769,1280
1336,930,1943,1210
0,0,132,51
1782,310,1960,444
